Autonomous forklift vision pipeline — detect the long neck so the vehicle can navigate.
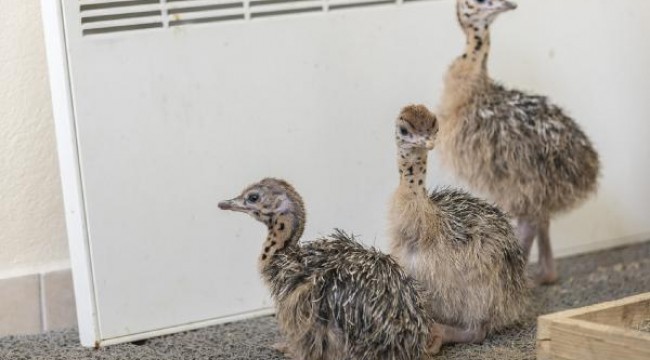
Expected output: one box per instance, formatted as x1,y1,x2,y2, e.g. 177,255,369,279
460,24,491,74
391,146,441,250
397,146,429,198
258,209,305,266
440,21,492,119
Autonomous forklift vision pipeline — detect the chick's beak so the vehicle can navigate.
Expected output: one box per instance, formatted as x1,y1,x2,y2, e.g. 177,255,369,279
425,139,436,150
219,198,245,211
502,1,517,11
218,200,234,210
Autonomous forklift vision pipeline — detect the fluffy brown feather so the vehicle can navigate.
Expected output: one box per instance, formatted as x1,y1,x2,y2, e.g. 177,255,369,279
389,105,530,340
220,178,443,360
437,0,600,284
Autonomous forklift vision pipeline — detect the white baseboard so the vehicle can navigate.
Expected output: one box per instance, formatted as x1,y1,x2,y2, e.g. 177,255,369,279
0,268,76,337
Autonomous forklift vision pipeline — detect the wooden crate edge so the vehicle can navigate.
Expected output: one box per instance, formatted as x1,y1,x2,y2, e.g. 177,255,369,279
536,292,650,360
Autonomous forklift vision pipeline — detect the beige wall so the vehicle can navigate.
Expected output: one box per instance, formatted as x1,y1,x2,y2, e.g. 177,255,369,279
0,0,68,278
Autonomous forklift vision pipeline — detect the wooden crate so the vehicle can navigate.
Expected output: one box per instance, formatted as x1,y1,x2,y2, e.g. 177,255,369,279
537,292,650,360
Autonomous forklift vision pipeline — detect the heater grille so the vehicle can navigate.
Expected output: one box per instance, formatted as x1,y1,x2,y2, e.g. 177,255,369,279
80,0,164,35
79,0,434,36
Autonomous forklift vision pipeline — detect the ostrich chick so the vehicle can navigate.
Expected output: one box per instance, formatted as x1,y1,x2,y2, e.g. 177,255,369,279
437,0,600,284
389,105,529,343
219,178,444,360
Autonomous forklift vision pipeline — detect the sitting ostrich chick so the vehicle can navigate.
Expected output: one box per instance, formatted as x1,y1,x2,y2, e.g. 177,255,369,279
389,105,529,343
437,0,600,284
219,178,445,360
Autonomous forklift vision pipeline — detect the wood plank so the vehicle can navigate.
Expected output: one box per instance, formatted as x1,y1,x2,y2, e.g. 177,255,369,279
537,315,556,360
549,318,650,360
538,293,650,337
574,298,650,328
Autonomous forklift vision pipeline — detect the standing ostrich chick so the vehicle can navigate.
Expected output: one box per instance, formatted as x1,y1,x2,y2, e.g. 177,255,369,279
219,178,444,360
389,105,529,343
437,0,600,284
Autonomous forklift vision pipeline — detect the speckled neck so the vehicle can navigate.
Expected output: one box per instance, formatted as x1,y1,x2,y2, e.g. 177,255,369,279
258,210,304,266
440,20,492,121
397,147,428,197
454,24,491,77
391,145,441,253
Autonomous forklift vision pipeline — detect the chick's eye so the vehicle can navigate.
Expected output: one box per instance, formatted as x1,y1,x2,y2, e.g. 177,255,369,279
399,127,409,136
247,193,260,203
476,0,486,3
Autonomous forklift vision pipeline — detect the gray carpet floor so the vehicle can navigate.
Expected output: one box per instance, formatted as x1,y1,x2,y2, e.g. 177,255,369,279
2,241,649,360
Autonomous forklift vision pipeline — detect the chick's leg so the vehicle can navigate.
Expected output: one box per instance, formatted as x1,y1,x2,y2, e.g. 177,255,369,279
536,216,558,285
427,324,444,355
516,218,537,262
438,323,487,345
271,342,298,359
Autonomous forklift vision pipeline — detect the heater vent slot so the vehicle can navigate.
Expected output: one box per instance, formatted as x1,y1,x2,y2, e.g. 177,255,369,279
249,0,323,19
167,0,245,27
329,0,395,11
